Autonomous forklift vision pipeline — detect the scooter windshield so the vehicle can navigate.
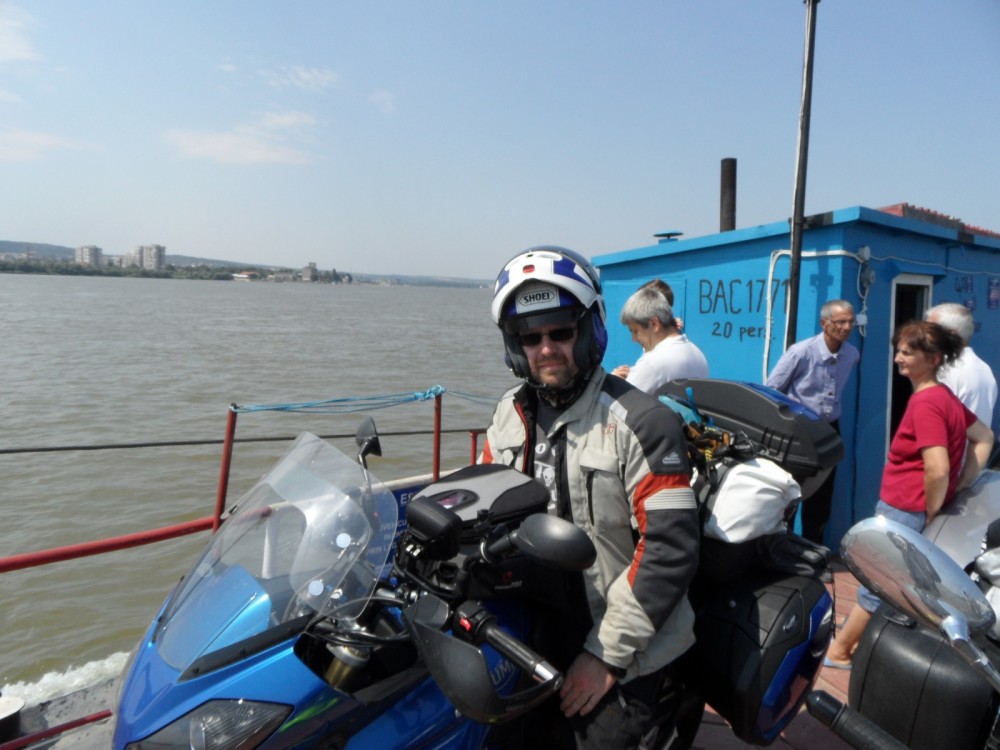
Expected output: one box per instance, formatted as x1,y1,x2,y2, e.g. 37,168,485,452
155,432,399,671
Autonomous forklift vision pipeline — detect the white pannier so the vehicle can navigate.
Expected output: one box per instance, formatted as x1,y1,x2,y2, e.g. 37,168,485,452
702,457,801,543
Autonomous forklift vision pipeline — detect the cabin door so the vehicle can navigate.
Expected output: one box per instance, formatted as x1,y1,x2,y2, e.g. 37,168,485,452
887,274,934,444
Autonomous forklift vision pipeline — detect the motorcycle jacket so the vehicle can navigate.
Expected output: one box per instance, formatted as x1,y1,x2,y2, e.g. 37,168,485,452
481,368,700,680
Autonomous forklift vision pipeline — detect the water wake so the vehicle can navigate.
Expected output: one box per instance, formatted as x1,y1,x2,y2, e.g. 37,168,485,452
1,652,128,707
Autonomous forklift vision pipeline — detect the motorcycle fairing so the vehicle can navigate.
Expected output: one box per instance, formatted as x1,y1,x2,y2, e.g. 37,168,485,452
158,562,274,669
153,433,397,673
115,611,357,748
343,671,492,750
115,433,404,748
117,597,476,750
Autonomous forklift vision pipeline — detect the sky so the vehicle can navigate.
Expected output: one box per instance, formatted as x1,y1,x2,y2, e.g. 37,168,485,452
1,1,997,280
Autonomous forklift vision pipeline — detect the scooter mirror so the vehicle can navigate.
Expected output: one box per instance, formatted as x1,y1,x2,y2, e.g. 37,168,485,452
841,516,996,636
354,417,382,468
514,514,597,571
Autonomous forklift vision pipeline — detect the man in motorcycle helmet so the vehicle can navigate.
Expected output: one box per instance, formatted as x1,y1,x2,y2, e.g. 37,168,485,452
482,246,701,749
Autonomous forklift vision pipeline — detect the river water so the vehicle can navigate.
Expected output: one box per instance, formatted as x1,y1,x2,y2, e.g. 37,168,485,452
0,273,518,701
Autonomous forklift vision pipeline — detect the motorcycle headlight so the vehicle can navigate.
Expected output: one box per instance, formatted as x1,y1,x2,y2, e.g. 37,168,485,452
125,699,291,749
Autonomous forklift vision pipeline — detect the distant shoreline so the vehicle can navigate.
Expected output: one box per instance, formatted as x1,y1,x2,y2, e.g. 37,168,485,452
0,262,489,289
0,241,489,288
0,260,239,282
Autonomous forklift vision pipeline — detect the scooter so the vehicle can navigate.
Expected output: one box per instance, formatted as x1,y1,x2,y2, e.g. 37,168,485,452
807,475,1000,750
113,410,833,750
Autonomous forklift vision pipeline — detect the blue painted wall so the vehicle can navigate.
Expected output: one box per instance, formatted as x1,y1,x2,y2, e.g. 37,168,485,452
593,206,1000,547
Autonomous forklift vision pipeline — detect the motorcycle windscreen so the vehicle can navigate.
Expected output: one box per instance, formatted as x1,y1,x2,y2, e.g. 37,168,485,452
155,432,398,671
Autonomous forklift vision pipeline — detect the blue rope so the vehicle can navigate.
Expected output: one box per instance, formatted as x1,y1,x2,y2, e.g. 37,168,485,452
444,390,502,407
233,385,449,414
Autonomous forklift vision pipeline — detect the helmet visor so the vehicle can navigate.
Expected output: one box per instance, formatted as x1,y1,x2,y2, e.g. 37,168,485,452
503,306,583,334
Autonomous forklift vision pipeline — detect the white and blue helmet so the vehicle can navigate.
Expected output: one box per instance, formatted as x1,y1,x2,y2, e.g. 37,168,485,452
491,246,608,382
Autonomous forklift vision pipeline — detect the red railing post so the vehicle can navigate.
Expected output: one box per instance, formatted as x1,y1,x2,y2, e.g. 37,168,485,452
213,404,238,531
469,430,480,465
432,393,442,481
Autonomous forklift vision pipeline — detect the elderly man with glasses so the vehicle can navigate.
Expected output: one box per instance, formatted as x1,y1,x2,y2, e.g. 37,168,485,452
766,299,860,545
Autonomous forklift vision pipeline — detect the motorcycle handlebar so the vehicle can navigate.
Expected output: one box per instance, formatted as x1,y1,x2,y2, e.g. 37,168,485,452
482,619,561,686
405,595,565,724
481,530,517,562
454,600,562,688
806,691,909,750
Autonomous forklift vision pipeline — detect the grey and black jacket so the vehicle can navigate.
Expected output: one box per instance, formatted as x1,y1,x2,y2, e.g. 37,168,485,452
481,368,700,680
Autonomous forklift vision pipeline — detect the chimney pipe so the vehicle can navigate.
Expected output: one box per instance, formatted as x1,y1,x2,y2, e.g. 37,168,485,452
720,157,737,232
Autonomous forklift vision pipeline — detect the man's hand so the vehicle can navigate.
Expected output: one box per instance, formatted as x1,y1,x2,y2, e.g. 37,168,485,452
558,651,617,717
611,365,630,379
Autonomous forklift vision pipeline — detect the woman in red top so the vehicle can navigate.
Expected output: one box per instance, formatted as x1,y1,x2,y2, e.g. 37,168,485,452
826,320,994,667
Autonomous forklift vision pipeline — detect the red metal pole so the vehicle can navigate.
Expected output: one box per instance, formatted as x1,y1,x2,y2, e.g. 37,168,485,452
469,430,480,465
0,710,113,750
0,517,214,574
433,393,442,481
213,404,238,531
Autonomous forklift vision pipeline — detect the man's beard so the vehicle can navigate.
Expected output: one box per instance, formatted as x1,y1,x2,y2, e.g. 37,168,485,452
530,358,590,408
532,356,577,390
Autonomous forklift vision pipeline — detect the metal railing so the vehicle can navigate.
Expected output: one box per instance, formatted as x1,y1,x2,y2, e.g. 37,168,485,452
0,392,486,747
0,395,487,574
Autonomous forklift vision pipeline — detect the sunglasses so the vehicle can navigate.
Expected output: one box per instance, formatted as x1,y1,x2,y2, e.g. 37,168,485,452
517,326,577,347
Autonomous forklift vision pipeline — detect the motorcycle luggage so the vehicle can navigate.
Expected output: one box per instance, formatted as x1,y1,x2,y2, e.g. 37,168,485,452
411,463,549,541
701,457,801,543
694,534,828,597
681,571,832,745
660,378,842,497
850,607,1000,750
407,464,550,600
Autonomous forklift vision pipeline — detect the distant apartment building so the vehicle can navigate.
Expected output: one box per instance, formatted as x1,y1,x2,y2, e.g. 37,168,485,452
302,262,318,282
75,245,104,266
126,244,166,270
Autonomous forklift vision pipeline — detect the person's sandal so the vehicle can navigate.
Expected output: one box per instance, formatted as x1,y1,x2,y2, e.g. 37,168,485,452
822,655,852,670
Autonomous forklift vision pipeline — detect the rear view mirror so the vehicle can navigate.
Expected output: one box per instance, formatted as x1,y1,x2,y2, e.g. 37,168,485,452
514,514,596,571
841,516,995,635
354,417,381,469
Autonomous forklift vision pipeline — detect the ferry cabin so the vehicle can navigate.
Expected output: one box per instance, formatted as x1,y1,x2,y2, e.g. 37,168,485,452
593,203,1000,546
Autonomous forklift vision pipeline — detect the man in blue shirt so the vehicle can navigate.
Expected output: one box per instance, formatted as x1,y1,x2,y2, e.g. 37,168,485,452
766,300,860,544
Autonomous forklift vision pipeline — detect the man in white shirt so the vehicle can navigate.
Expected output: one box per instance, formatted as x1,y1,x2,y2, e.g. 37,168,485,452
926,302,997,429
611,285,709,395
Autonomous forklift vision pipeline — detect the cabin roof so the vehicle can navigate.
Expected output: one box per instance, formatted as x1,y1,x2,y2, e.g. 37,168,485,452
594,203,1000,268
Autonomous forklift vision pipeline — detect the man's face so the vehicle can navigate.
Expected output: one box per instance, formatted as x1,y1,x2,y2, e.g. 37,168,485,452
627,320,658,353
820,306,855,345
518,322,580,388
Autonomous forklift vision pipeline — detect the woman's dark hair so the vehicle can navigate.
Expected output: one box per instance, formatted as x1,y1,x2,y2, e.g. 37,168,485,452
893,320,964,369
640,278,674,307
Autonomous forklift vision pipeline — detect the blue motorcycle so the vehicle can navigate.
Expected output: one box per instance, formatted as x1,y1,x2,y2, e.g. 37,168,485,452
115,397,833,749
114,421,595,749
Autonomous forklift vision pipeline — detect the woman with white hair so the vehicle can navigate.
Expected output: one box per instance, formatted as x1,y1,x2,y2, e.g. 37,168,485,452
610,285,708,395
